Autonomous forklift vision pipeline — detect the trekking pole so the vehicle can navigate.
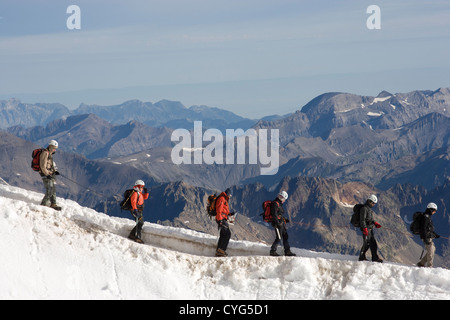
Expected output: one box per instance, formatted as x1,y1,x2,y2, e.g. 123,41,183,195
419,248,424,260
275,226,281,240
134,213,138,237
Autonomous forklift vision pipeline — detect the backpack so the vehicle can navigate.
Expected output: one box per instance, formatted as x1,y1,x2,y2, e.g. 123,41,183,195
206,194,218,218
31,148,44,172
120,189,136,211
350,204,364,227
262,200,277,223
410,212,424,235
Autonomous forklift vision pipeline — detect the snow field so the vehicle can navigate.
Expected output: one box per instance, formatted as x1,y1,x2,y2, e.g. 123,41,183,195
0,184,449,300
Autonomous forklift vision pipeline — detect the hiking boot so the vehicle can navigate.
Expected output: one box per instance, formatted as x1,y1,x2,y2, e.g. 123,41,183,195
285,250,296,257
128,234,144,244
50,203,62,211
372,257,383,263
215,249,228,257
270,250,280,256
359,256,368,261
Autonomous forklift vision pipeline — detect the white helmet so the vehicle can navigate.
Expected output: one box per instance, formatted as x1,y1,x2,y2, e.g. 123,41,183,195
427,202,437,211
278,191,288,200
134,180,145,187
48,140,58,148
368,194,378,204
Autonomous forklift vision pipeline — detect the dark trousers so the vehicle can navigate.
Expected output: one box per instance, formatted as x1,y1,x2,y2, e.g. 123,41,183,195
359,229,379,260
216,220,231,251
129,209,144,239
271,223,290,252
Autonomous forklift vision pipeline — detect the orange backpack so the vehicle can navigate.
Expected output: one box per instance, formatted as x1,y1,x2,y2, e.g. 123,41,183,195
207,194,218,218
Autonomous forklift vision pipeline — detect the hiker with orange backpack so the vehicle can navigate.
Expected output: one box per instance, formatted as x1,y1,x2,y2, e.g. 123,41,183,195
269,191,296,256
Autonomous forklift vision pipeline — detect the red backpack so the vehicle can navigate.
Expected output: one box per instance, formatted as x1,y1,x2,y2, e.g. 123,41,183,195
31,148,45,172
262,200,278,222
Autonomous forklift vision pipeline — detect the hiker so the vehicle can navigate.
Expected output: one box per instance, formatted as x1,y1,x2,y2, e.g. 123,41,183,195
39,140,61,210
215,188,235,257
128,180,149,244
417,202,440,268
358,194,383,262
270,191,296,256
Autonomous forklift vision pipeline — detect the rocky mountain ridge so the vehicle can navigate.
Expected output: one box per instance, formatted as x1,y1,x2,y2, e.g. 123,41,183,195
8,113,174,159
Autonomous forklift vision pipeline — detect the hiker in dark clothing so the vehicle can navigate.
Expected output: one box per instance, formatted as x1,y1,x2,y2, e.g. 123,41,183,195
359,194,383,262
417,202,440,268
270,191,296,257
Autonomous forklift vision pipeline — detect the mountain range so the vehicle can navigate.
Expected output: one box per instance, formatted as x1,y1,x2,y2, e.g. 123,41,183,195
1,87,449,267
1,98,257,131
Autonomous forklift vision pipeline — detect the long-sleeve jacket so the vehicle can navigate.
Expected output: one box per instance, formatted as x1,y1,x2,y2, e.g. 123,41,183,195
359,202,376,230
420,210,439,243
270,198,286,226
130,190,149,211
39,148,56,177
215,192,230,221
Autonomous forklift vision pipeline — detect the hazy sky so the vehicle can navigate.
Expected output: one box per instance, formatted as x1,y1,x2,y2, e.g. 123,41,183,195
1,0,449,117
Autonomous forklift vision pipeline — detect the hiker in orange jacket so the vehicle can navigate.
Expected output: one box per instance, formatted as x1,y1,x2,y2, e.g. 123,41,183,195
215,188,235,257
128,179,149,244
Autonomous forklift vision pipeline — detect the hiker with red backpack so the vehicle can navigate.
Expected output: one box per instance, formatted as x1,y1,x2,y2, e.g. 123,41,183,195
32,140,61,211
267,191,296,257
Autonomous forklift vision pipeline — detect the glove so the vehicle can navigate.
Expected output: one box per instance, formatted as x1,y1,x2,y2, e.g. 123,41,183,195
229,211,236,216
362,228,369,236
374,222,381,229
143,187,148,194
54,171,60,175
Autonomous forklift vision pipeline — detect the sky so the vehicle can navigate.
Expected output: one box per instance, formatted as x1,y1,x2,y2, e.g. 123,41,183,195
1,0,450,118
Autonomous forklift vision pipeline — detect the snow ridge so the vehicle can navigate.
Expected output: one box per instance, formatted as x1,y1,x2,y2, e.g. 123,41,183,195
1,184,449,300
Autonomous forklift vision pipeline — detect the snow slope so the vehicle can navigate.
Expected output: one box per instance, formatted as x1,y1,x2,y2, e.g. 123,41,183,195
1,184,449,300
